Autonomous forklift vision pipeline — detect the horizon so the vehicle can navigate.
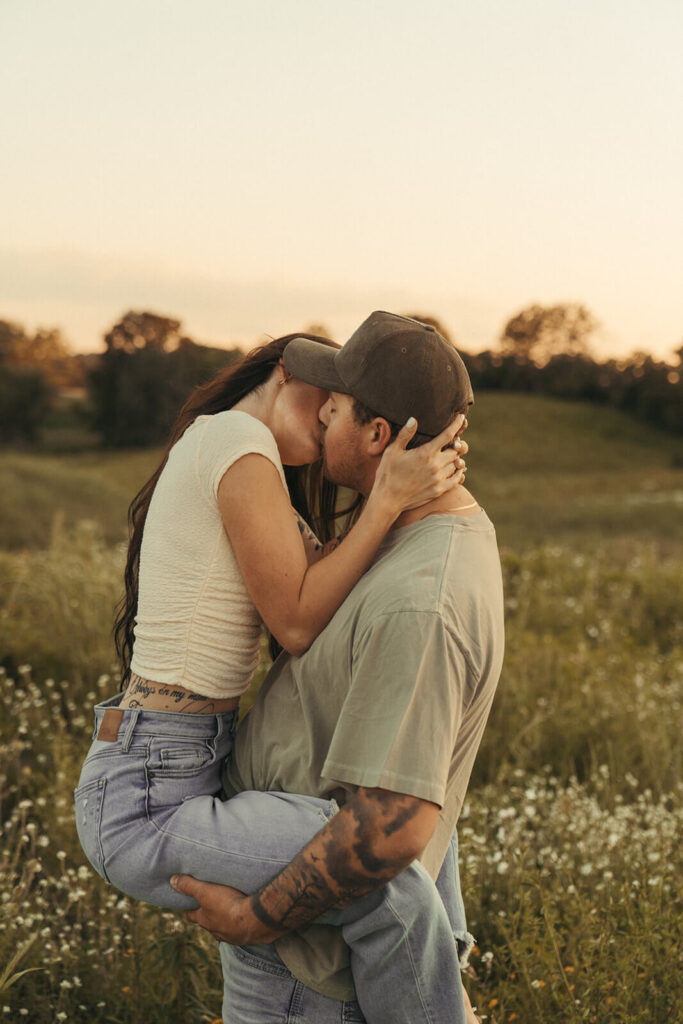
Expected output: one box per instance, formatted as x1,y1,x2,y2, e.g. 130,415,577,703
2,1,682,362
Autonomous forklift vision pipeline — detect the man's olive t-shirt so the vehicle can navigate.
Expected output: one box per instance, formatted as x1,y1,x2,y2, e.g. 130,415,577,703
224,510,505,998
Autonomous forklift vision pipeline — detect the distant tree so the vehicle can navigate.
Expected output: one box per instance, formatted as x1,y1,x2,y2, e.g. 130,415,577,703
499,303,598,365
0,365,53,443
0,319,61,442
0,319,28,362
402,313,456,345
104,311,181,354
89,311,242,447
0,318,77,388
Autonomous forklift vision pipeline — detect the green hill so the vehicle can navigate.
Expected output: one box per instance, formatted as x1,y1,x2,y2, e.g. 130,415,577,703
1,392,681,552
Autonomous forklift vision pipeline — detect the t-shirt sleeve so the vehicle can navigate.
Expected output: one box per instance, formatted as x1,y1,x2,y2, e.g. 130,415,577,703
322,610,467,806
195,411,287,502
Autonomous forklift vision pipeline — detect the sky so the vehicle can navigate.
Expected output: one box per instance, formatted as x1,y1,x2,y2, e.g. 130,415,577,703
1,0,682,360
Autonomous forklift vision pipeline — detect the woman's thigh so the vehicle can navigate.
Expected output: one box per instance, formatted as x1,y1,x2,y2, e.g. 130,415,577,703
101,786,338,909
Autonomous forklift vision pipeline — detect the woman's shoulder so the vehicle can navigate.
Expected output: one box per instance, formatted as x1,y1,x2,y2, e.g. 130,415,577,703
181,410,276,450
189,410,285,496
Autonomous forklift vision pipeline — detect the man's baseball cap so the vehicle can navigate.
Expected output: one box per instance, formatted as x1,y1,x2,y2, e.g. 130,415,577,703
283,311,473,441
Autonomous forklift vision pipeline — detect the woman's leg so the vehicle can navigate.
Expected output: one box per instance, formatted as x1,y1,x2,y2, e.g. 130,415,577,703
75,701,338,909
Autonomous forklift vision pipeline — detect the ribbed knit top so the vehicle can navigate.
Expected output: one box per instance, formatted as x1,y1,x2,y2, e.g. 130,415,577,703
130,411,287,698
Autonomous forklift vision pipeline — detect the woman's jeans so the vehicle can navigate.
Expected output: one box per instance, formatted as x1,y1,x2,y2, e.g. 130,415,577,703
75,695,470,1024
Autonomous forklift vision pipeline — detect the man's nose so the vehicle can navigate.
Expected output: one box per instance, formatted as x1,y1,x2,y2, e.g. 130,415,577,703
319,400,331,426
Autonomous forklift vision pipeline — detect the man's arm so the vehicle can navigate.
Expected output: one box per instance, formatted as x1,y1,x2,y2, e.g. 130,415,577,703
171,787,439,944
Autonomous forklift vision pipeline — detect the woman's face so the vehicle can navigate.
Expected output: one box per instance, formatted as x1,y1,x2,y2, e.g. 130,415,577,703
274,377,329,466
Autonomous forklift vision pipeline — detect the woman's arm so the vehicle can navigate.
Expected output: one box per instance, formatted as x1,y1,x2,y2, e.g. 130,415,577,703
218,418,467,655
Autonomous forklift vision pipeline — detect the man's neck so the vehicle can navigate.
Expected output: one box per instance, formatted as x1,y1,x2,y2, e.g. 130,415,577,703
392,486,479,531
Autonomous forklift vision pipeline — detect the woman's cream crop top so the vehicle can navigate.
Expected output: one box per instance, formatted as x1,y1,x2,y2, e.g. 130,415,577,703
130,411,287,698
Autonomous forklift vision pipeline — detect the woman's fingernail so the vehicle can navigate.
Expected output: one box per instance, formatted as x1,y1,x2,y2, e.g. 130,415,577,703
170,875,179,889
453,440,462,450
405,417,417,430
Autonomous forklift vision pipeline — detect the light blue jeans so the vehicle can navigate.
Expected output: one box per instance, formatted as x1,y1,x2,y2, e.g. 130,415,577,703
225,836,473,1024
75,695,470,1024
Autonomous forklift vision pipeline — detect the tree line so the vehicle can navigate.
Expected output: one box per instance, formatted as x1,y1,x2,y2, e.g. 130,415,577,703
1,305,681,446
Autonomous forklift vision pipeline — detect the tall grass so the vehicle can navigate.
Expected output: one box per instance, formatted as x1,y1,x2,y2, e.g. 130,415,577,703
0,525,680,1021
1,394,681,1020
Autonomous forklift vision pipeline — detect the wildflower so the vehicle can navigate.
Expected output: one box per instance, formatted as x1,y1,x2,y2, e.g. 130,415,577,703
530,979,546,989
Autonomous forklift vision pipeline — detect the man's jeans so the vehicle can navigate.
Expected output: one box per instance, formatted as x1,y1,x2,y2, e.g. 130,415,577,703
223,831,472,1024
75,696,471,1024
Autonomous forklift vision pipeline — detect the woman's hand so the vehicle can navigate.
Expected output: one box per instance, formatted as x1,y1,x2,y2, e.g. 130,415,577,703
371,414,469,512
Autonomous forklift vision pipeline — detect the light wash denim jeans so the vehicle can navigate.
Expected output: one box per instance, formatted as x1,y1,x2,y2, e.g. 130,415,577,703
226,831,473,1024
75,695,470,1024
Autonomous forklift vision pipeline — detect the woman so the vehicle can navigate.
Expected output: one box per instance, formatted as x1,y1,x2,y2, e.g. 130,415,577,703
75,333,469,1024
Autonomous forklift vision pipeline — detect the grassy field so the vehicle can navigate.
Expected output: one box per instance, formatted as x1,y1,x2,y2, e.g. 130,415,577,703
1,393,681,1022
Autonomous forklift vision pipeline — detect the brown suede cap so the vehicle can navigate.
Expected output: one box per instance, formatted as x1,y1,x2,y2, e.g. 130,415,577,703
283,311,473,440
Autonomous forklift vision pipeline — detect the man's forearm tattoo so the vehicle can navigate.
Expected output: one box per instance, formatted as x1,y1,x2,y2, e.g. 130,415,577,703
249,790,422,934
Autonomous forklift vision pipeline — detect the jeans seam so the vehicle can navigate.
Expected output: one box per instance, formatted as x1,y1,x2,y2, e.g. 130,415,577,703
146,811,296,866
75,776,111,884
382,898,434,1024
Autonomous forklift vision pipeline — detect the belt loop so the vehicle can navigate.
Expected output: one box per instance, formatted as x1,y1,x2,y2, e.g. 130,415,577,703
121,709,140,752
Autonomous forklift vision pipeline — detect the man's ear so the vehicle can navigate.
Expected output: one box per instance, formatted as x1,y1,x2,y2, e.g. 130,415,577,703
365,418,394,456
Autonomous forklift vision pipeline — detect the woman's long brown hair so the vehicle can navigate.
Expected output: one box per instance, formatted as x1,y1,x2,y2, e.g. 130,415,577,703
114,333,361,687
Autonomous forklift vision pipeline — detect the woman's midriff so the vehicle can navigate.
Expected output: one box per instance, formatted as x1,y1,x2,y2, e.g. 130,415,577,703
119,673,241,714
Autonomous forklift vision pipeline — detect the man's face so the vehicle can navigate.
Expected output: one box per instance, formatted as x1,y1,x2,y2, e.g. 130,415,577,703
318,392,369,492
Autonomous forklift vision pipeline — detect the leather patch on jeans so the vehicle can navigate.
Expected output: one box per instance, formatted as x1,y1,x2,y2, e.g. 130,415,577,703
97,708,124,742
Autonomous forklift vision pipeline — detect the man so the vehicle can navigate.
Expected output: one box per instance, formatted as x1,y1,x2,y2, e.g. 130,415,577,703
171,311,505,1023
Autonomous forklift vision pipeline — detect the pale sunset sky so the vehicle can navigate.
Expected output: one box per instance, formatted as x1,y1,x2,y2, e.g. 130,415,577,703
1,0,682,360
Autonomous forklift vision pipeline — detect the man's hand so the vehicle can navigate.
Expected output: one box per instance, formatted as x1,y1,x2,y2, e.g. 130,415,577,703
169,875,285,945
